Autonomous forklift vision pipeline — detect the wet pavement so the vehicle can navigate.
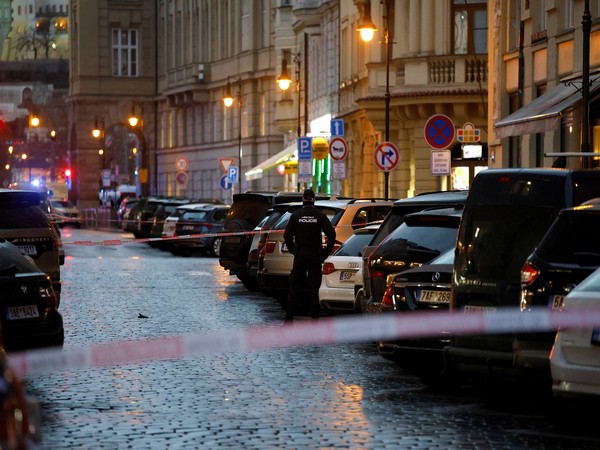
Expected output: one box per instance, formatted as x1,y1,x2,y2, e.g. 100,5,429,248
19,228,600,449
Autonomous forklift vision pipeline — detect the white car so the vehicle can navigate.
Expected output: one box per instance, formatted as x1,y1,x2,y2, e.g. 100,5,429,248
319,223,381,315
258,199,391,302
550,267,600,403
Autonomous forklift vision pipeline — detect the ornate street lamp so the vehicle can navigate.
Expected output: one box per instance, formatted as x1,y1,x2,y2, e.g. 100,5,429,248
223,79,243,194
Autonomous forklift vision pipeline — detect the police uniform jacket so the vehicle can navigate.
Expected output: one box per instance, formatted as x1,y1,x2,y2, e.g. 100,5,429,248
284,204,336,258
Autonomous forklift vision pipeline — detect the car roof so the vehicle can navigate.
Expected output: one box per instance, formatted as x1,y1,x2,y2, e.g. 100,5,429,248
392,190,468,206
403,206,463,220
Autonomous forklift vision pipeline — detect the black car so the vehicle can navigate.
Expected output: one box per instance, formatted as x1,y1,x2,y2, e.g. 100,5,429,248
169,204,231,257
0,239,64,351
365,207,463,313
377,247,455,386
358,190,468,314
134,197,190,240
515,203,600,384
446,168,600,389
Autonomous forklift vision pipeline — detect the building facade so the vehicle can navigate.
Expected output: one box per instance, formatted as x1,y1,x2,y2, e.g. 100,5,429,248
65,0,600,208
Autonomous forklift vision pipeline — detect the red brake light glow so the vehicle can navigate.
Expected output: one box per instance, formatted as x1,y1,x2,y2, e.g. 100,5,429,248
322,262,335,275
520,261,539,285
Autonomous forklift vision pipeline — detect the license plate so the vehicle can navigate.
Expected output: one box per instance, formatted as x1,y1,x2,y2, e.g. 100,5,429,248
7,305,39,320
592,329,600,345
419,290,450,303
182,225,195,231
17,245,36,256
463,305,497,313
339,271,355,282
551,295,565,310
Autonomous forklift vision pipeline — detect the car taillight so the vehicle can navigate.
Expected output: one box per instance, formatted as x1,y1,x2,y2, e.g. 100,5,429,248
520,261,539,285
40,285,57,308
381,284,395,310
322,262,335,275
265,241,276,253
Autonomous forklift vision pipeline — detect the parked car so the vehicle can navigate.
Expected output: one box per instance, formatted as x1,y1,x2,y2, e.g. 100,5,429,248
319,223,381,315
117,197,139,227
0,189,62,305
515,203,600,387
446,168,600,388
0,239,64,350
50,198,84,228
258,199,391,304
377,247,455,386
148,199,195,247
168,204,231,257
134,197,190,240
246,203,304,291
219,191,334,289
550,267,600,410
357,190,468,314
364,206,463,313
122,197,151,233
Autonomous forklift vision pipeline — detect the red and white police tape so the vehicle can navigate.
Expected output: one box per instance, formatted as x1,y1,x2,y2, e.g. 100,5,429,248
8,307,600,378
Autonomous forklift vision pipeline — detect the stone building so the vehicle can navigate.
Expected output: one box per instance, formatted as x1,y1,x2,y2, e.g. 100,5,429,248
65,0,600,208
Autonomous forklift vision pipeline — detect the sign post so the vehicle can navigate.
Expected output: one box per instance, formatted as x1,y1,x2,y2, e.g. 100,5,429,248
373,141,400,200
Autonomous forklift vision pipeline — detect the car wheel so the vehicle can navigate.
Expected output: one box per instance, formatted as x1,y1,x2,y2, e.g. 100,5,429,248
355,288,367,314
210,237,222,257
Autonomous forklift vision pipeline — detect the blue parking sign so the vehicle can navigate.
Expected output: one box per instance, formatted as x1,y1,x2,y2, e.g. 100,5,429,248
228,166,239,183
297,137,313,160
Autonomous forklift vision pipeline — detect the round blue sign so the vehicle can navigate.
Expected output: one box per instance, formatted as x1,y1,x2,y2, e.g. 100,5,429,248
220,175,232,190
424,114,455,149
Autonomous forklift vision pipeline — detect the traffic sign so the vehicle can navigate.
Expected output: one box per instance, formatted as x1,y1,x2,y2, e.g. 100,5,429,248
430,150,451,176
176,157,189,171
228,166,239,183
329,137,348,161
219,158,234,173
373,141,400,172
175,170,189,186
297,137,313,160
332,161,346,179
219,175,232,190
330,119,344,136
424,114,455,149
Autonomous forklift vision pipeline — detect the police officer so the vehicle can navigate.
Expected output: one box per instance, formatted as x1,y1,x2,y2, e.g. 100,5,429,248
283,188,336,322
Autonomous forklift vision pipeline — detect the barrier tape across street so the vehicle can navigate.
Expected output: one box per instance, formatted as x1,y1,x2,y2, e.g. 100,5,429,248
8,308,600,378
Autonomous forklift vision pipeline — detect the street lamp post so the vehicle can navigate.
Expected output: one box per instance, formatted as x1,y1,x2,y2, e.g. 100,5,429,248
223,79,243,194
359,0,392,200
277,52,302,138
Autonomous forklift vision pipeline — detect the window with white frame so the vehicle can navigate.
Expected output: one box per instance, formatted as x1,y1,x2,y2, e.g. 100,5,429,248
112,29,138,77
564,0,574,29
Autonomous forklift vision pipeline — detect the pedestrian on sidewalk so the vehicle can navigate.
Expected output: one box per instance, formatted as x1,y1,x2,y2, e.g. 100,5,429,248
283,188,336,322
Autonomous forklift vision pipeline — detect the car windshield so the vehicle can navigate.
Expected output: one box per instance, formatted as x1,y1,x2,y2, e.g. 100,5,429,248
333,232,374,257
181,211,210,222
375,217,459,260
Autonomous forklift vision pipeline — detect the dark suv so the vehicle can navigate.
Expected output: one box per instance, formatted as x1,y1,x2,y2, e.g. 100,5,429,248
364,207,463,313
358,191,468,313
515,203,600,383
0,189,62,304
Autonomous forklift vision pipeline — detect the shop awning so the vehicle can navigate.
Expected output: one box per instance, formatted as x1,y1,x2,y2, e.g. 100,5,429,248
495,77,600,138
245,143,297,181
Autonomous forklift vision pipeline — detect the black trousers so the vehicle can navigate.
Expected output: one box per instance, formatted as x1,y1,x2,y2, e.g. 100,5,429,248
286,248,322,319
